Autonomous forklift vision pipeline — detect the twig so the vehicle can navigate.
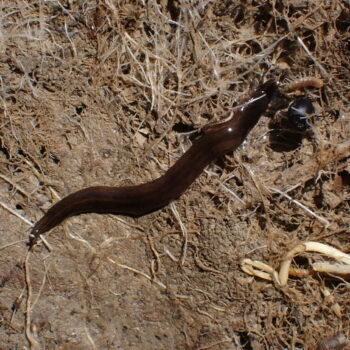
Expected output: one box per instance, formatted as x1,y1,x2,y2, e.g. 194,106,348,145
269,187,330,228
219,183,245,204
0,201,33,226
297,36,328,76
0,174,30,197
24,250,41,349
0,240,27,250
170,202,188,265
108,258,166,290
147,234,162,275
84,324,98,350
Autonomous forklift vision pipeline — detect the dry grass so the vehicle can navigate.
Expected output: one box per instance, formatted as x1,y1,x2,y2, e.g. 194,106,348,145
0,0,349,349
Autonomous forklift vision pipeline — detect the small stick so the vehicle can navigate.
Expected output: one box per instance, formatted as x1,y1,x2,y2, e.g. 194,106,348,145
0,174,30,197
108,258,166,289
24,251,41,349
170,202,188,266
0,201,33,226
269,187,330,228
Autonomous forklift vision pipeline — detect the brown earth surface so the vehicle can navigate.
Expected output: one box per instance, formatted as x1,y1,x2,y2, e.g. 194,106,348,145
0,0,350,349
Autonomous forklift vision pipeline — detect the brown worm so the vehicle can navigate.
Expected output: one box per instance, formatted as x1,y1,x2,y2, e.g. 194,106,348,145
29,80,278,246
283,76,324,93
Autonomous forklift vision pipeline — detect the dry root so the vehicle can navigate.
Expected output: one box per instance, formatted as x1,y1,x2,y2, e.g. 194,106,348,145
241,241,350,286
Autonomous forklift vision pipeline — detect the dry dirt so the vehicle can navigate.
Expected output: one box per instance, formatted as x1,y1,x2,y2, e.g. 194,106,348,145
1,0,350,349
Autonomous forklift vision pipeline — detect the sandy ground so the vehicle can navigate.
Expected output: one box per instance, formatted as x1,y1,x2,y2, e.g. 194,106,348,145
0,0,350,349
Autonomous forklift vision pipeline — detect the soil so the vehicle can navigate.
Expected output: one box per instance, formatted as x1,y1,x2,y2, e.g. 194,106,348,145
0,0,349,349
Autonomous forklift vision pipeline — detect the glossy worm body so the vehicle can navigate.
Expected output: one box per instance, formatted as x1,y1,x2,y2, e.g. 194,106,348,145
30,80,277,246
284,76,324,93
